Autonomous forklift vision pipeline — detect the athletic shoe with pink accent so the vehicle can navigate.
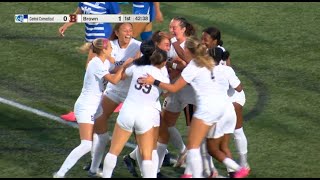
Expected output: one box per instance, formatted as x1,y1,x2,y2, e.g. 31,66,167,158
60,111,76,122
234,167,250,178
209,169,219,178
180,174,192,178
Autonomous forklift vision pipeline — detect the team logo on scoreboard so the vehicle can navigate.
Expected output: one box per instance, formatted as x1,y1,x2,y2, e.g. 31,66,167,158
15,14,27,23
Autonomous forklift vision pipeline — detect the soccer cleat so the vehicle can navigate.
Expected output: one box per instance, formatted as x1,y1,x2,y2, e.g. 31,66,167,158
83,160,104,171
60,111,76,122
180,174,192,178
228,172,236,178
234,167,250,178
123,155,138,177
88,169,103,178
157,172,168,178
53,172,64,178
244,163,251,171
173,149,187,168
209,168,219,178
162,152,174,167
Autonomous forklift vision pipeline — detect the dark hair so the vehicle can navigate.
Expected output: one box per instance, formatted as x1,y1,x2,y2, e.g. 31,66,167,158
208,47,229,64
109,23,133,40
202,26,223,46
150,48,168,66
134,39,156,66
172,17,196,37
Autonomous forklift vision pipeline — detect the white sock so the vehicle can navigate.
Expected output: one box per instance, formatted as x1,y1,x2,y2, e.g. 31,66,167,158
152,150,159,176
168,126,186,153
56,140,92,177
129,146,138,160
156,142,168,173
89,132,110,173
184,163,193,175
102,153,117,178
135,146,142,176
200,140,213,177
141,160,155,178
209,156,216,172
186,148,203,178
234,128,248,166
222,157,241,172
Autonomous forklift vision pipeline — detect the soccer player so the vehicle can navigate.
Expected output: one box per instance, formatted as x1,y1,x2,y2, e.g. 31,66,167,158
59,2,121,122
88,22,142,176
138,36,249,178
52,38,125,178
197,26,227,178
132,2,163,41
202,26,250,177
205,47,250,178
102,48,169,178
122,31,172,178
156,17,197,171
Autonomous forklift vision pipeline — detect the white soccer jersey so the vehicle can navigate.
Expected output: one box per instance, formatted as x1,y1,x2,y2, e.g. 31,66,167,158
211,64,241,95
77,57,111,105
116,65,169,133
182,60,227,109
124,65,169,111
74,57,111,123
205,64,241,138
156,66,169,111
162,37,197,112
167,37,186,59
106,38,142,95
181,60,238,124
218,56,245,106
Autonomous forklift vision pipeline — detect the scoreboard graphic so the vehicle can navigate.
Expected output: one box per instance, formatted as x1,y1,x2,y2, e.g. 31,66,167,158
15,14,150,23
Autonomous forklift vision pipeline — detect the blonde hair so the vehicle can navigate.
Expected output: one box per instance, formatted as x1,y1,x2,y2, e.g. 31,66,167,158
185,36,214,70
79,38,110,55
151,30,171,46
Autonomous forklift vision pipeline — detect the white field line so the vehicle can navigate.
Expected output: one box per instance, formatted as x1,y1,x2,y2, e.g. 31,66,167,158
0,97,231,176
0,97,135,148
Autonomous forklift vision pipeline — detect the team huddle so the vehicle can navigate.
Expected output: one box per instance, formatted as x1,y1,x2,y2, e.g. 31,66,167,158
53,2,250,179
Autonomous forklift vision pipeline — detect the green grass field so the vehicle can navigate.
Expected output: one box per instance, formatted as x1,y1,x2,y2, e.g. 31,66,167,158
0,2,320,178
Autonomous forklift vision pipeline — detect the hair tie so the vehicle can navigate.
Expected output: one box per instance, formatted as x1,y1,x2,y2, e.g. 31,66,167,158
103,38,109,49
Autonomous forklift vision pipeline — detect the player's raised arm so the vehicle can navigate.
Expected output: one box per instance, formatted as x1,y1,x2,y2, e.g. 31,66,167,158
58,7,82,37
153,2,163,23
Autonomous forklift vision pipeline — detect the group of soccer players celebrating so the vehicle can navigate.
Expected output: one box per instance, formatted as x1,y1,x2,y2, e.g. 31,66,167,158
54,2,250,178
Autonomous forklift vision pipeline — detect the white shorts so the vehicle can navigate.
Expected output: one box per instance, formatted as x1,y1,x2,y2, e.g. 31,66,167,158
162,85,196,113
117,105,160,135
206,103,236,139
228,89,246,106
74,101,100,124
103,86,127,104
193,100,228,126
